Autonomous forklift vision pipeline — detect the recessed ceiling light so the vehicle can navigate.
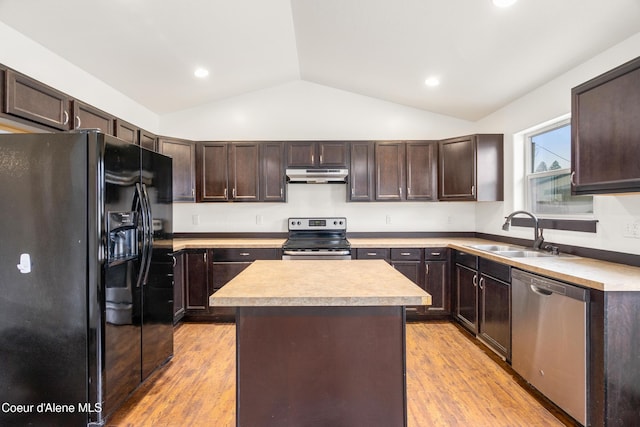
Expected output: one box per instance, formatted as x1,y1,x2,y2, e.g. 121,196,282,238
194,67,209,78
424,76,440,87
493,0,517,7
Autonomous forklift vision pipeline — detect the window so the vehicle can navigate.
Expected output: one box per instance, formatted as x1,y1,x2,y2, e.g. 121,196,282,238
526,119,593,216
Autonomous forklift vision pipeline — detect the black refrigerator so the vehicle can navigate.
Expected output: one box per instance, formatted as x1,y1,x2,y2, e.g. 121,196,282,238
0,130,174,426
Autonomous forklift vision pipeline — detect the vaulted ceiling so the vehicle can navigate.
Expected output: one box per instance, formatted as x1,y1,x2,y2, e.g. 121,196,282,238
1,0,639,121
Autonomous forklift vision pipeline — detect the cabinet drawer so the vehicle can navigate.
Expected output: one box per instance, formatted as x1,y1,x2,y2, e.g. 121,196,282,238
479,257,511,283
356,248,390,260
391,248,422,261
455,251,478,269
424,248,447,261
213,248,279,262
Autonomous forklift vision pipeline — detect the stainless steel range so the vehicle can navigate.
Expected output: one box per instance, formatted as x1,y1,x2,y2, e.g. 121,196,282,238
282,217,351,260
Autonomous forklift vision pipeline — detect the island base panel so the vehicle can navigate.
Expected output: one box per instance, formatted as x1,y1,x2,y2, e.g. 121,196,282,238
236,306,407,427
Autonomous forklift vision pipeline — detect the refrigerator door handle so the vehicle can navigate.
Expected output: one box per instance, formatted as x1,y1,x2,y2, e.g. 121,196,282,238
140,183,154,285
134,183,150,289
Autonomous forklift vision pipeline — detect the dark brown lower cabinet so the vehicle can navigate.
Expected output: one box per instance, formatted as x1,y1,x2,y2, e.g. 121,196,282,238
172,251,186,324
455,263,478,333
454,251,511,360
423,248,450,318
477,258,511,360
184,250,210,314
182,247,280,321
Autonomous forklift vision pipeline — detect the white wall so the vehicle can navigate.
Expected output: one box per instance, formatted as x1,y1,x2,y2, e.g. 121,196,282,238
475,32,640,254
0,22,159,133
161,80,477,233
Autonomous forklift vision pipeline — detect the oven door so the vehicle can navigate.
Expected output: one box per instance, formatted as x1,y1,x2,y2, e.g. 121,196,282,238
282,250,352,260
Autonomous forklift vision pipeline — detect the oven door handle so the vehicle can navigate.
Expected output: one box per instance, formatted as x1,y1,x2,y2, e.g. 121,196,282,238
283,250,351,256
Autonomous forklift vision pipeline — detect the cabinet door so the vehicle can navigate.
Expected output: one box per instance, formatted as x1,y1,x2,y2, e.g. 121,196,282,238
159,137,196,202
391,261,420,284
198,142,228,201
139,129,157,152
72,100,114,135
114,118,139,144
349,141,374,201
406,141,437,201
211,262,252,290
424,261,448,314
479,274,510,359
173,252,185,323
5,69,71,130
185,251,209,311
375,142,405,201
230,143,260,201
572,57,640,195
287,141,316,167
261,142,286,202
318,142,348,167
455,264,478,333
439,136,476,200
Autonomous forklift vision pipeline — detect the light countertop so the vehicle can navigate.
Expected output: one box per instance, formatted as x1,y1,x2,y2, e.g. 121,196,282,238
174,237,640,292
209,259,432,307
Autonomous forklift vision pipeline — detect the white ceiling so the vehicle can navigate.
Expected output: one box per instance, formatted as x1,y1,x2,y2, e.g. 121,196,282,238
1,0,639,121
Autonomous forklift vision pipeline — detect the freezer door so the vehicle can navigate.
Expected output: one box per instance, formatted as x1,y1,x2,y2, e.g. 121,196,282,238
0,133,90,426
141,148,174,380
101,135,143,418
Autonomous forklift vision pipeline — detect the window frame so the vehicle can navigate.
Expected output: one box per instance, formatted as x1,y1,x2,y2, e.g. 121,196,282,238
524,118,594,219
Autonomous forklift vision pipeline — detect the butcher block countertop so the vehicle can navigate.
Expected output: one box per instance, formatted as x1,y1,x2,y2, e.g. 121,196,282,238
174,237,640,292
209,259,431,307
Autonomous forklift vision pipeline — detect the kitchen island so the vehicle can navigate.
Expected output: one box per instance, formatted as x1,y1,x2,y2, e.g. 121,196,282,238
210,259,431,427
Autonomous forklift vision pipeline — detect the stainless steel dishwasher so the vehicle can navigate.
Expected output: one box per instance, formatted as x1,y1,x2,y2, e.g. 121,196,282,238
511,269,588,426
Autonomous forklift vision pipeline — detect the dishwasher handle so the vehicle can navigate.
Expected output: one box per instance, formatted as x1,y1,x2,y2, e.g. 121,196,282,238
512,269,588,302
530,285,553,296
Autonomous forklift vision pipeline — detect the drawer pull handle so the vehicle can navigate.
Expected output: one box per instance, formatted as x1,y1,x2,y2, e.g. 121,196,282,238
430,252,441,256
367,252,378,256
240,252,250,256
400,252,411,256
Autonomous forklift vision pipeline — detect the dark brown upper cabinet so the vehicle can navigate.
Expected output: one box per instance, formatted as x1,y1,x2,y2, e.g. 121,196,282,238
349,141,375,201
261,142,286,202
197,142,260,202
158,137,196,202
4,69,71,130
139,129,158,151
571,55,640,195
438,134,503,201
286,141,348,168
114,118,139,145
406,141,438,201
373,141,438,202
375,142,405,201
72,100,114,135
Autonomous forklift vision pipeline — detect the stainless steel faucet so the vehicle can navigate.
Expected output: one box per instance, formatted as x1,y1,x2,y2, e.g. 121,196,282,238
502,210,545,250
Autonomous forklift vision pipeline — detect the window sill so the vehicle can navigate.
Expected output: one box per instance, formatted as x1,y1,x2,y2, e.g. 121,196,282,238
511,217,598,233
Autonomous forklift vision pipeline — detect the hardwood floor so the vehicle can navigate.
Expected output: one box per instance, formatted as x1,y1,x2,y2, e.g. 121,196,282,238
107,321,574,427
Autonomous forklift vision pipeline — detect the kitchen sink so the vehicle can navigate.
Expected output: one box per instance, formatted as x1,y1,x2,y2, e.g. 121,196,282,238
493,250,554,258
466,244,524,252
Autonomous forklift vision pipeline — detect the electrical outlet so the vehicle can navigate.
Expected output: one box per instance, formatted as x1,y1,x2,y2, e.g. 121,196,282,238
386,215,392,225
623,221,640,239
256,215,263,225
192,215,200,225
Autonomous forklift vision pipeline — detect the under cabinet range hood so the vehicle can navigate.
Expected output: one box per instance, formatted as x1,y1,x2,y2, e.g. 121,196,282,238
286,168,348,184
